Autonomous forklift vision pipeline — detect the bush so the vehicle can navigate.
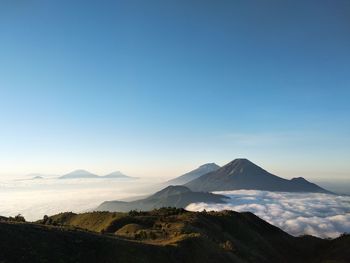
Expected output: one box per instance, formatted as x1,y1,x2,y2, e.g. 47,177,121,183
9,214,26,222
42,215,49,224
128,210,140,216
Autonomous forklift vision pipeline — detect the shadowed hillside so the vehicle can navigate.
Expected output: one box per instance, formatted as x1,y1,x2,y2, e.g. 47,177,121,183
96,185,228,212
7,208,343,263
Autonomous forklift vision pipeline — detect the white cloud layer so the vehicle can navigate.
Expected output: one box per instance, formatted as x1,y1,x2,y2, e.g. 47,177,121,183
0,177,163,221
186,190,350,238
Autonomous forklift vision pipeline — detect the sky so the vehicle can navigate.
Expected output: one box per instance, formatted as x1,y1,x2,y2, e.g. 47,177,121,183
0,0,349,179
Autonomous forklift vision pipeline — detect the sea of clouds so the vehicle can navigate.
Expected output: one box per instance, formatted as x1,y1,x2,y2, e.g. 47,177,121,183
186,190,350,238
2,176,350,239
0,176,163,221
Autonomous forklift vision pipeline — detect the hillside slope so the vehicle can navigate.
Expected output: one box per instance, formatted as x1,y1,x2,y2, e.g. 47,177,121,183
25,208,350,263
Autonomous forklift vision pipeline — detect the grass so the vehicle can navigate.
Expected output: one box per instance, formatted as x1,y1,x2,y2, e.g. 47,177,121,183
0,207,341,263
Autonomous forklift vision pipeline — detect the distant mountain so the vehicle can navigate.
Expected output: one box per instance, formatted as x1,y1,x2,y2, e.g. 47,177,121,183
27,173,47,177
102,171,136,179
166,163,220,185
185,158,331,193
32,175,43,180
59,169,99,179
59,170,136,180
96,185,228,212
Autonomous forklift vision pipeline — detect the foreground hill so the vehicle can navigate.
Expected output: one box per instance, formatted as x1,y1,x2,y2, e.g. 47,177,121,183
166,163,220,185
185,159,331,193
0,208,348,263
96,185,228,212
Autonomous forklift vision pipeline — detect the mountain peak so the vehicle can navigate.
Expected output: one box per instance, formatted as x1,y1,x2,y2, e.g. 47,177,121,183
110,170,122,174
105,171,125,176
199,163,219,168
291,177,307,182
71,169,91,173
223,158,266,176
165,163,220,185
103,171,135,179
227,158,254,166
149,185,191,199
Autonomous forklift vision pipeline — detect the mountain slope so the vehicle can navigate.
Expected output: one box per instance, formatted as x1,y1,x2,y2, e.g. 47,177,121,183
166,163,220,185
96,185,228,212
185,159,330,193
8,208,344,263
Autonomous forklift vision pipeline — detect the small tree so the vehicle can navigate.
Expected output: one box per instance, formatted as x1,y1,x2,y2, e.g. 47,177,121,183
128,210,139,216
42,215,49,224
14,214,25,222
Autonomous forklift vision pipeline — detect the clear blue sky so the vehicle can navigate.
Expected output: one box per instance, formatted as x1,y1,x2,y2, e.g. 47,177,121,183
0,0,349,179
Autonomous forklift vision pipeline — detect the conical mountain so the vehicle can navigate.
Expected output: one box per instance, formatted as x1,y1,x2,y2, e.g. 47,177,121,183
166,163,220,185
59,169,99,179
185,158,330,193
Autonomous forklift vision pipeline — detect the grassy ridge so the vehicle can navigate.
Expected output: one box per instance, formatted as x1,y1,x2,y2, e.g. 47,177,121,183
0,208,348,263
48,211,126,232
